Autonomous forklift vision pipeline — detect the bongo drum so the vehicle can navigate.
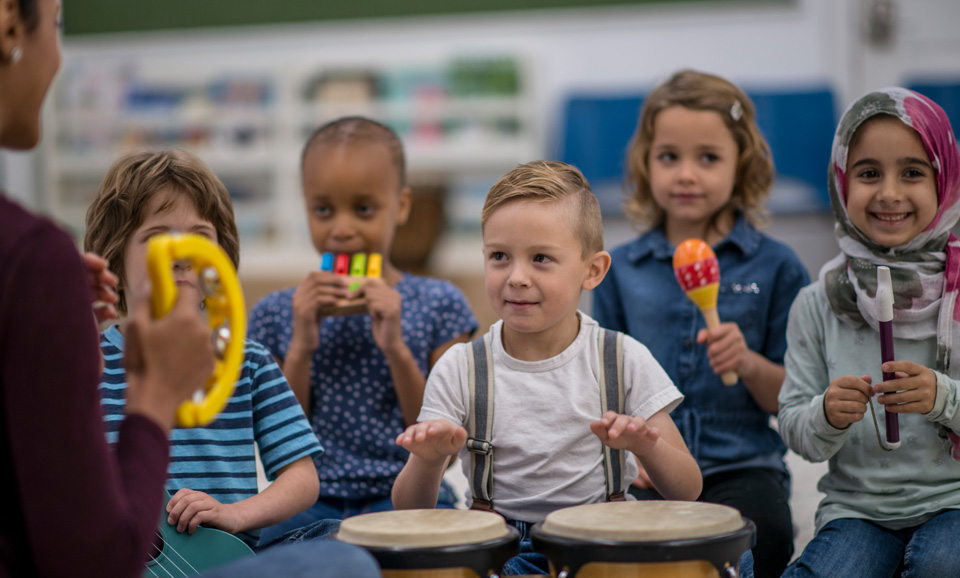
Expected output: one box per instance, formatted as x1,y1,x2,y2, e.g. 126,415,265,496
336,509,520,578
531,501,755,578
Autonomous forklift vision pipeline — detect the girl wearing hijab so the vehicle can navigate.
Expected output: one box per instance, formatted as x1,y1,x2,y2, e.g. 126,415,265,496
773,88,960,577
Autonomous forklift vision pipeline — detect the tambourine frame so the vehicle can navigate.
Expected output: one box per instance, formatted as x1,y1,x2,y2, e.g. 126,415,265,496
344,525,520,577
531,517,755,577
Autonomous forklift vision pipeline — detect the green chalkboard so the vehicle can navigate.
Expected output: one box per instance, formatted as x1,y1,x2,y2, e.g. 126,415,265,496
63,0,781,37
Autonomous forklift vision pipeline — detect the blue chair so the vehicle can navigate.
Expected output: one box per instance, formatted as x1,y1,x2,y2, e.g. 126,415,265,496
557,86,836,215
558,94,644,215
748,87,836,211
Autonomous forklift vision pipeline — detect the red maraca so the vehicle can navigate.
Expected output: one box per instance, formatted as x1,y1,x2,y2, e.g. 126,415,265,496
673,239,738,386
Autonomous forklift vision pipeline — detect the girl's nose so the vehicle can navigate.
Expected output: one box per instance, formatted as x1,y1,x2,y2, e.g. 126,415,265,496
876,178,902,203
173,258,193,272
329,218,356,240
676,159,697,183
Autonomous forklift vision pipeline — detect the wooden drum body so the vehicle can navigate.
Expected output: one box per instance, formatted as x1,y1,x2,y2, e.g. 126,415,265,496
531,501,755,578
336,509,520,578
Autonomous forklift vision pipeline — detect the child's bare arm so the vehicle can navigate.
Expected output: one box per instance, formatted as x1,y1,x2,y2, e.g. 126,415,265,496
360,277,422,425
592,410,701,501
166,456,318,535
392,420,466,509
697,322,784,413
283,272,349,413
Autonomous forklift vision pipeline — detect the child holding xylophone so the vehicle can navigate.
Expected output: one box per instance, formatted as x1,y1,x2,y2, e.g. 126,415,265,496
249,117,478,540
591,70,809,578
84,149,322,549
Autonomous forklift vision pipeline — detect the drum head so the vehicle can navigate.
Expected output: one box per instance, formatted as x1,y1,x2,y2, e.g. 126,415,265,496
337,510,520,576
337,509,510,548
532,502,755,576
542,501,744,541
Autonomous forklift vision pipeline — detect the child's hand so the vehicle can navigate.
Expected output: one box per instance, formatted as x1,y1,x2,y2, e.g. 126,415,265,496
824,374,873,429
357,277,405,356
396,419,467,464
81,252,119,324
167,488,243,535
291,271,349,351
591,410,661,456
874,361,938,415
696,322,749,377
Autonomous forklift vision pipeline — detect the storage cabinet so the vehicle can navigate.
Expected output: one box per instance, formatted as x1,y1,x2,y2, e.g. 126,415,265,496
43,52,538,278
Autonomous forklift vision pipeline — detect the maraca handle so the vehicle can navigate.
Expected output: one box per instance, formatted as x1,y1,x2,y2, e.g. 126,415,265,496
701,308,739,386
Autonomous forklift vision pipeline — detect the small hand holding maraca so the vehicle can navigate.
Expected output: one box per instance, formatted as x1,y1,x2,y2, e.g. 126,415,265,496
673,239,738,385
696,322,749,381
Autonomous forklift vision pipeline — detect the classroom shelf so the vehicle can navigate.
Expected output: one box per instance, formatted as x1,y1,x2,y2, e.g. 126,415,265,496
43,52,538,276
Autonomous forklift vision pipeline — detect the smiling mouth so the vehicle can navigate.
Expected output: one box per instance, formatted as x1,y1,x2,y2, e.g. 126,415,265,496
872,212,911,223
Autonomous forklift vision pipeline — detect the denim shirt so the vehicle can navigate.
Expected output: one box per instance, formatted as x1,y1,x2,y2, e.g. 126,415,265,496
593,215,809,477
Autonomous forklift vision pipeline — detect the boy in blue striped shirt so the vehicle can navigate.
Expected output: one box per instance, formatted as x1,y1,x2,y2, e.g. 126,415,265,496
84,149,322,549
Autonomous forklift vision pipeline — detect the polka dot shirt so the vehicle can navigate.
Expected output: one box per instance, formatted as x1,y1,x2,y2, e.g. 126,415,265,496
249,274,478,499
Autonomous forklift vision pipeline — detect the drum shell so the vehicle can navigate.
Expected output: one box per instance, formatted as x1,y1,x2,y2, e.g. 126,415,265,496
531,518,755,578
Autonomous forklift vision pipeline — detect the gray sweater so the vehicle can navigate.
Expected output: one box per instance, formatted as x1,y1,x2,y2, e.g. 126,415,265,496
778,283,960,533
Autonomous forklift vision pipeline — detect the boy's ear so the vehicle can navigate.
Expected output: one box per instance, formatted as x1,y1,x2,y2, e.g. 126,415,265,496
395,186,412,227
582,250,611,291
0,0,24,63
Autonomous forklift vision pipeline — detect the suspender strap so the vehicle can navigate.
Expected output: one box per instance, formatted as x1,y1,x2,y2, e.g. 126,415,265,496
598,329,627,502
466,334,495,510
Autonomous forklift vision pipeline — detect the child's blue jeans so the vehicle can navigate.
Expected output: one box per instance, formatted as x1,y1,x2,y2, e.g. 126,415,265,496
258,481,457,544
739,509,960,578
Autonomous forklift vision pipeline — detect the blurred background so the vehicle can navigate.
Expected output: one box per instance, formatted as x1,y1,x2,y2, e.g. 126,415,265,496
2,0,958,558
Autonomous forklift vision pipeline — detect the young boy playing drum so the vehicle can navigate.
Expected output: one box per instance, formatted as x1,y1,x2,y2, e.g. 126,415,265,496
392,161,702,574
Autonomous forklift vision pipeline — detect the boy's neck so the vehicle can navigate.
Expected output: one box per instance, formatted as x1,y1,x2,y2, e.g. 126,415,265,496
500,311,581,362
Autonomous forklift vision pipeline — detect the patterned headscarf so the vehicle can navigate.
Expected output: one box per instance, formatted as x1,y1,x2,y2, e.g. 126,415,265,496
819,87,960,456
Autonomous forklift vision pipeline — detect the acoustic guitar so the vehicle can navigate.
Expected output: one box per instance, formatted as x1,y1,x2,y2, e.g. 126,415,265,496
143,492,254,577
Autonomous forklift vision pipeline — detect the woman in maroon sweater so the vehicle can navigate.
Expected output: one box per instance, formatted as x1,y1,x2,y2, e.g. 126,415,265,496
0,3,380,576
0,5,219,578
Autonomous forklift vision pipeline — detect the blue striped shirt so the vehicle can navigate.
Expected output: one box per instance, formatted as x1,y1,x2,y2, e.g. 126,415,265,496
98,326,322,546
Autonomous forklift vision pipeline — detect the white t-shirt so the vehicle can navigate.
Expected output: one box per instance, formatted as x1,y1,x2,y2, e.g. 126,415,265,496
418,312,683,522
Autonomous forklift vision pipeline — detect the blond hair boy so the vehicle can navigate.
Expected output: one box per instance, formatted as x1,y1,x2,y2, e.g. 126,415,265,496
392,161,700,574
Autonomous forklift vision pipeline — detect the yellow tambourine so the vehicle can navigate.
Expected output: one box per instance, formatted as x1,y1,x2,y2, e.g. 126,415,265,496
146,233,246,428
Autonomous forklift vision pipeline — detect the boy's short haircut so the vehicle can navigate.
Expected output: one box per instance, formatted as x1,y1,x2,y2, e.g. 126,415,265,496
83,149,240,314
625,69,773,230
482,160,603,258
301,116,406,188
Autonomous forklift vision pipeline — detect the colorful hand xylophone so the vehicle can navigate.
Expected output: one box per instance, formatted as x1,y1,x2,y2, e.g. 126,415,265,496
876,266,900,449
319,252,383,317
672,239,738,386
147,233,247,427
